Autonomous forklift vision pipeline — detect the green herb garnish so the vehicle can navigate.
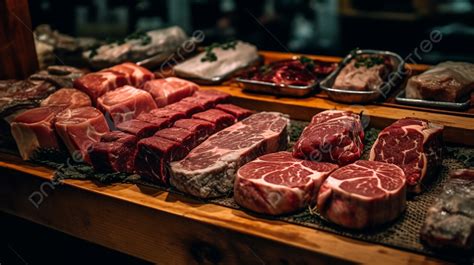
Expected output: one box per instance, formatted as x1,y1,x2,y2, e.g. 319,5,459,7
354,55,384,68
201,40,238,63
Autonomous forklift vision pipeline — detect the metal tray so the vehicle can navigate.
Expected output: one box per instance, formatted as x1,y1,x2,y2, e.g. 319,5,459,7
395,90,471,110
320,49,405,104
235,78,317,97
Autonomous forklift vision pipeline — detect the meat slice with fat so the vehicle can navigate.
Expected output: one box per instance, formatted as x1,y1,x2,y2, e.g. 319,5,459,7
170,112,289,198
293,110,364,165
234,151,338,215
55,106,110,163
73,70,128,103
10,106,64,160
317,160,406,229
97,85,157,124
108,62,154,87
40,88,91,109
369,118,443,193
142,77,198,107
89,131,137,173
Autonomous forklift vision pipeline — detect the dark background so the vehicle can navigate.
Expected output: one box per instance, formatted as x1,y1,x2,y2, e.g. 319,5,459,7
28,0,474,64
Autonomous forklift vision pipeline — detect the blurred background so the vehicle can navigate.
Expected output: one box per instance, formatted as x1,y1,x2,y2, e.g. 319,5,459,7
26,0,474,63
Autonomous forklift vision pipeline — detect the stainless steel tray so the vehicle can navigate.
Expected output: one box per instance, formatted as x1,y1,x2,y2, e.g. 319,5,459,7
235,78,317,97
395,90,470,110
320,49,405,104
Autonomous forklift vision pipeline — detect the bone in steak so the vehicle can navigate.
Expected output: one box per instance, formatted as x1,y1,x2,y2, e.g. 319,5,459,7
141,77,198,107
40,88,91,109
420,169,474,250
89,131,137,173
116,119,169,139
170,112,289,198
10,107,64,160
317,160,406,229
73,70,128,103
293,110,364,165
108,62,154,87
215,104,253,120
369,118,443,193
191,109,236,131
234,151,338,215
55,106,110,163
97,85,157,124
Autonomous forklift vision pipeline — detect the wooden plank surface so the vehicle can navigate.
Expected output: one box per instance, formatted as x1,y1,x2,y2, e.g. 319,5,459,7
0,152,446,264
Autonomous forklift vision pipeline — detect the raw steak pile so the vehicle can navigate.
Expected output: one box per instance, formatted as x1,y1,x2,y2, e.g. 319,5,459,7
293,110,364,165
420,169,474,250
234,151,338,215
170,112,289,198
369,118,444,193
317,160,407,229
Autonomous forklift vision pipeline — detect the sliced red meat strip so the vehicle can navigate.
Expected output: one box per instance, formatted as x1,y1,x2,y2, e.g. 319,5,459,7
142,77,198,107
142,108,186,123
173,119,215,139
116,119,166,139
215,104,253,120
40,88,91,109
180,96,216,109
194,90,231,104
191,109,236,131
155,127,201,152
108,62,154,87
89,131,137,173
164,101,204,117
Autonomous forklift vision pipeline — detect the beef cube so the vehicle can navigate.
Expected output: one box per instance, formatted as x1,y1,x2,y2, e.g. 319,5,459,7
97,85,157,124
135,114,172,128
181,96,215,109
164,101,204,117
108,62,154,87
215,104,253,120
142,77,198,107
155,127,199,151
195,90,230,104
192,109,236,131
73,70,128,103
116,119,164,139
144,108,186,123
174,119,215,140
89,131,137,173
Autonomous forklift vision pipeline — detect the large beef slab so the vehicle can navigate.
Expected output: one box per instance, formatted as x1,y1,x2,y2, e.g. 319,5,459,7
170,112,289,198
369,118,443,193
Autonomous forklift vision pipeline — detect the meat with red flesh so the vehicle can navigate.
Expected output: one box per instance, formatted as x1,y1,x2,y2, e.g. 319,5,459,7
215,104,253,120
293,110,364,165
141,77,198,107
317,160,406,229
234,151,338,215
55,106,110,164
155,127,200,151
369,118,443,193
88,131,137,173
135,137,187,184
108,62,154,87
116,119,165,139
73,70,128,103
134,113,172,128
10,107,64,160
164,101,204,117
194,90,231,104
191,109,236,131
97,85,157,125
180,96,215,109
173,119,215,139
40,88,91,109
143,108,186,123
170,112,289,198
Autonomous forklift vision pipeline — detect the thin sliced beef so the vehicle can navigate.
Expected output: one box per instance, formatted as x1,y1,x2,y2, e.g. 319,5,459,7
215,104,253,120
40,88,91,109
73,70,128,103
108,62,154,87
10,107,64,160
89,131,137,173
116,119,166,139
164,101,204,117
170,112,289,198
293,110,364,165
234,151,338,215
317,160,406,229
97,85,157,125
142,77,198,107
191,109,236,131
55,106,110,163
369,118,443,193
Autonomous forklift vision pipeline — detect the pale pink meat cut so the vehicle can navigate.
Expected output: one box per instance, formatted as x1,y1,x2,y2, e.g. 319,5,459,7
234,151,338,215
40,88,91,109
317,160,406,229
73,70,128,103
108,62,154,87
142,77,198,107
55,106,110,163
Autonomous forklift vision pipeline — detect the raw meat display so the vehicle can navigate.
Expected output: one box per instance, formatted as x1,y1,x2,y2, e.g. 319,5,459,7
97,85,157,124
155,127,206,152
333,55,392,91
55,106,110,163
369,118,443,193
317,160,407,229
10,107,64,160
240,58,337,86
89,131,137,173
40,88,91,109
191,109,236,130
406,61,474,102
141,77,198,107
108,62,154,87
420,169,474,250
170,112,289,198
215,104,253,120
293,110,364,165
164,101,204,117
234,151,338,215
73,70,128,102
174,41,259,81
116,119,167,139
141,108,186,123
173,119,215,141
